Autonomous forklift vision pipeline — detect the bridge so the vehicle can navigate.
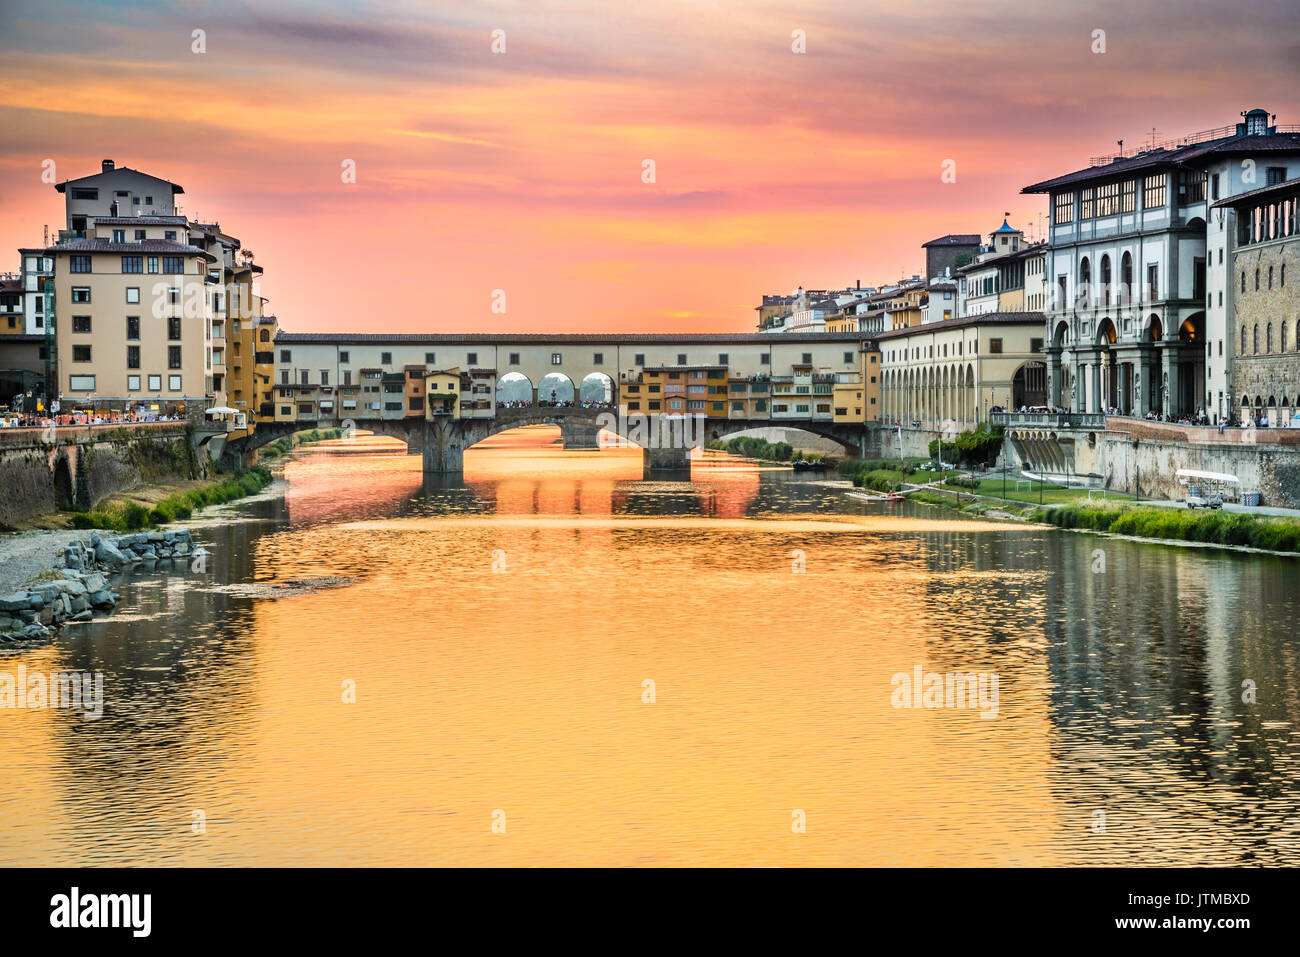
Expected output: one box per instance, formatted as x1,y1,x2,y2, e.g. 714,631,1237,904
228,330,885,473
238,405,875,475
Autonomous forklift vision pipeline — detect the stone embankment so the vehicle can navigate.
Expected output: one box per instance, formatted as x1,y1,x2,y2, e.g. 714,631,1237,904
0,528,205,641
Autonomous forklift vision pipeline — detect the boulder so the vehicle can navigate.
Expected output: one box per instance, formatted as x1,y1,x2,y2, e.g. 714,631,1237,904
94,539,128,569
70,610,93,623
62,579,88,597
83,573,105,593
88,590,116,609
0,592,31,612
20,622,50,639
69,596,89,613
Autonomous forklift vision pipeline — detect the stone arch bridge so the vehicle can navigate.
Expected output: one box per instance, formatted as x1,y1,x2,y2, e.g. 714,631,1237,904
228,408,877,474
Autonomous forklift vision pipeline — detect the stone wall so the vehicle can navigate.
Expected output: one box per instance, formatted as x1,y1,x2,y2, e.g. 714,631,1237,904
0,450,59,527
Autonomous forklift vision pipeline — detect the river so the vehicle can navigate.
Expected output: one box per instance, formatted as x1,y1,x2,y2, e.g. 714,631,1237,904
1,426,1297,866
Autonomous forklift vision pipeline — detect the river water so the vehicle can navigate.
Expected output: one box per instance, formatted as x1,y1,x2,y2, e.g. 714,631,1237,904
2,427,1297,866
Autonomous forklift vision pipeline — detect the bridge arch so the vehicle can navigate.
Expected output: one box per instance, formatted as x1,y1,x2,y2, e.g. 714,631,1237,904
537,372,575,405
496,371,533,407
580,371,614,404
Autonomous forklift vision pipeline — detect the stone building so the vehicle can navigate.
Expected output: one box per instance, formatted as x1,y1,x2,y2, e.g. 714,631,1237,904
1213,177,1300,427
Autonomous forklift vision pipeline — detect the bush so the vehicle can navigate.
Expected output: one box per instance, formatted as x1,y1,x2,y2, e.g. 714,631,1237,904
1036,504,1300,554
123,502,150,530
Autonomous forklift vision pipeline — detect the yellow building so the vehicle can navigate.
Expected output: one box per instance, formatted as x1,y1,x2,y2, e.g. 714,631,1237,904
425,368,461,418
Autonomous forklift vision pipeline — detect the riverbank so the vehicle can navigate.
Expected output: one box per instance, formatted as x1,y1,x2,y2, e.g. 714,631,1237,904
881,482,1300,556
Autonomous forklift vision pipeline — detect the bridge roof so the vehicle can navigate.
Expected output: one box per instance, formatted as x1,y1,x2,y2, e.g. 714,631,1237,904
274,331,877,345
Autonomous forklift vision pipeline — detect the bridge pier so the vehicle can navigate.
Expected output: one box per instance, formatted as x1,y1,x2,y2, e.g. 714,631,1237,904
643,444,692,477
561,420,601,451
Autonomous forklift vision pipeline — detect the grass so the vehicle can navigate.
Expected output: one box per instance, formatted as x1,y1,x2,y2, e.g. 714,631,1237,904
68,466,273,531
937,478,1141,507
1031,503,1300,554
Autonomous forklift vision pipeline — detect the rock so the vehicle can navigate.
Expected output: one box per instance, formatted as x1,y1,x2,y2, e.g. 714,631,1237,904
25,593,43,610
0,592,32,611
15,609,37,623
88,590,116,609
94,539,128,569
175,541,191,556
69,596,89,613
0,616,15,632
89,532,102,546
39,606,55,625
147,531,165,543
70,610,92,622
62,579,87,597
20,622,50,639
83,573,105,593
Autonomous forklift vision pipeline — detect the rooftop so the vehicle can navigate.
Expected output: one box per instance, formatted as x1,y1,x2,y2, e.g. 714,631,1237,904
922,234,982,247
1210,175,1300,208
874,311,1046,341
275,331,877,345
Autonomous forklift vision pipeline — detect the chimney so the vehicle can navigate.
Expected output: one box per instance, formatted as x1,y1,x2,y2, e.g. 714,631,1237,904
102,159,115,173
856,279,861,290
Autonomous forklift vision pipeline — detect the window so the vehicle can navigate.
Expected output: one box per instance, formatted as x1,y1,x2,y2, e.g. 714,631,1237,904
466,352,477,365
843,351,853,363
168,317,182,340
381,352,392,364
145,195,153,205
1121,179,1136,212
1253,325,1259,354
551,353,562,365
127,374,140,391
125,287,140,304
69,374,96,390
1143,173,1166,210
73,345,91,362
1177,170,1206,205
1266,167,1287,186
508,352,520,365
1080,187,1094,219
72,315,91,333
593,352,604,365
121,255,142,273
1211,173,1220,201
70,255,91,273
1030,338,1044,353
70,188,98,200
162,256,184,274
320,371,329,386
634,353,645,366
1096,182,1121,217
1147,264,1159,302
169,375,182,391
1054,191,1074,224
168,345,182,369
127,345,140,369
71,286,91,304
112,229,126,243
988,339,1003,354
147,256,159,274
760,353,770,365
135,229,146,241
1241,271,1247,293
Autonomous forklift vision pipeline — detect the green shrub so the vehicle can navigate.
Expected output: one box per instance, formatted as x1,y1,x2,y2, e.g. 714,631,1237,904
123,501,150,530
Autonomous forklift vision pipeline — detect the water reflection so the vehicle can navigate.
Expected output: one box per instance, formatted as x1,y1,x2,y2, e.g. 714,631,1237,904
0,428,1296,866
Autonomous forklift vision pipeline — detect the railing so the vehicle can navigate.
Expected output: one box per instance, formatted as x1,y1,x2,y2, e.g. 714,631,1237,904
992,412,1108,430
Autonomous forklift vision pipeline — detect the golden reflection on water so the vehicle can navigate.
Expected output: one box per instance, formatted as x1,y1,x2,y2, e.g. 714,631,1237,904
2,427,1297,866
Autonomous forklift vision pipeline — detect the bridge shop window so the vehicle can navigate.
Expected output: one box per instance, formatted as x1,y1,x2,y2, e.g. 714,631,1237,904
634,353,645,366
593,352,604,364
381,352,392,364
467,352,478,365
802,353,812,364
760,353,770,364
509,352,520,365
424,352,435,363
550,352,562,365
718,353,728,365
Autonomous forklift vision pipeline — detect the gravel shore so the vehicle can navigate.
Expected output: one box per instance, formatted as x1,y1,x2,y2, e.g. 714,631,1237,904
0,476,289,594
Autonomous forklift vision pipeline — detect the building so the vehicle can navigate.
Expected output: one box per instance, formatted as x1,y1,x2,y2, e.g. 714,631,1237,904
0,276,23,335
17,249,55,337
425,369,461,417
921,234,982,279
878,313,1047,430
1212,177,1300,426
921,280,958,324
55,159,184,235
1023,107,1300,421
46,216,215,413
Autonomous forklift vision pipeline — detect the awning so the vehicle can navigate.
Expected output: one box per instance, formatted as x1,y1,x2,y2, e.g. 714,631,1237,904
1175,469,1240,484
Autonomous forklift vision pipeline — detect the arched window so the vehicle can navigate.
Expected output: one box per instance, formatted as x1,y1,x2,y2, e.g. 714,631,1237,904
1253,324,1259,354
1242,325,1248,354
1267,323,1273,353
1255,268,1260,290
1242,271,1247,293
1079,258,1091,309
259,328,270,342
1283,322,1289,353
1100,255,1112,306
1120,252,1133,305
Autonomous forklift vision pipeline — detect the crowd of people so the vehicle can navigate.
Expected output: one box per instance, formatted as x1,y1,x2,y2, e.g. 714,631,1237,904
0,409,188,429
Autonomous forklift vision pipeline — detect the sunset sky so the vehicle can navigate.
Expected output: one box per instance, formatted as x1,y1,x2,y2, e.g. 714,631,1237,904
0,0,1296,334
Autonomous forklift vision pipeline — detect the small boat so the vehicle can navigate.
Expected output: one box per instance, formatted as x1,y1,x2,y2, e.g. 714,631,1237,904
884,492,906,502
791,459,827,472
